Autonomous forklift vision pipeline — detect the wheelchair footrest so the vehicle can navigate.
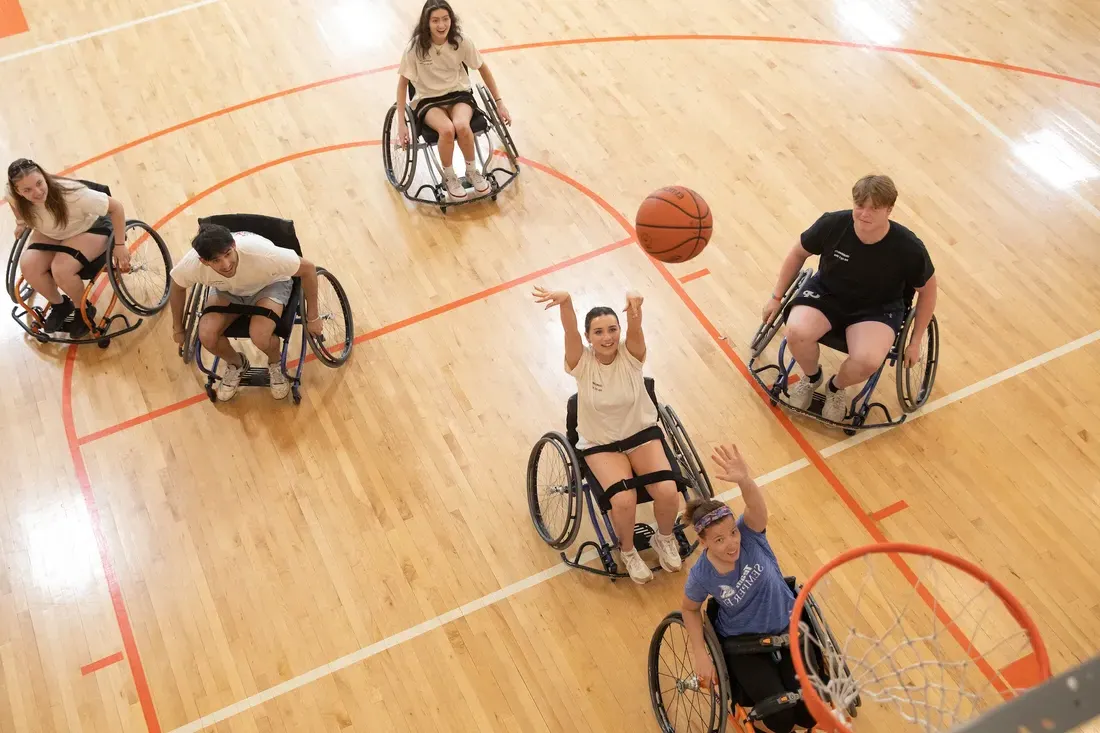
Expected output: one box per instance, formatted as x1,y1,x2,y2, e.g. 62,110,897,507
237,367,273,387
807,392,825,416
632,523,655,551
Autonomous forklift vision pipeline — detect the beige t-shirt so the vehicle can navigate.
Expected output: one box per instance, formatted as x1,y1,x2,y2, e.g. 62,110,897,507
7,184,109,241
398,37,484,106
568,342,659,448
169,231,301,297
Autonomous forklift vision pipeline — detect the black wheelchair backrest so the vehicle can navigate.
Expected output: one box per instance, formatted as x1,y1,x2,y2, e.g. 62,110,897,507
75,179,111,197
197,214,303,256
566,376,658,448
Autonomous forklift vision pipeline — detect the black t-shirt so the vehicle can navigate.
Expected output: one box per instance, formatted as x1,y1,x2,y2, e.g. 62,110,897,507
800,210,934,310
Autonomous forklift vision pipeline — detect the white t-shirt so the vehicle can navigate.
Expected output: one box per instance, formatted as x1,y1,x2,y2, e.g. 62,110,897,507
169,231,301,297
7,184,109,240
398,37,484,106
568,342,659,448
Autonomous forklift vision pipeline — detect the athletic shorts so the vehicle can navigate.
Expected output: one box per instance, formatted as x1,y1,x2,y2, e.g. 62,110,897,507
785,274,904,334
415,90,478,128
211,279,293,308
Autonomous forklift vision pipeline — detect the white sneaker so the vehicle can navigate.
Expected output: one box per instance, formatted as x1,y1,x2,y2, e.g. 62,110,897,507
788,370,823,410
651,532,682,573
442,170,467,199
217,355,248,401
822,381,849,423
268,363,290,400
620,548,654,584
466,165,490,194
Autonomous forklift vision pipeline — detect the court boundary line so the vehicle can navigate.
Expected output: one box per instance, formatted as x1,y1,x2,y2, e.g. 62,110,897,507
0,0,221,65
162,321,1100,731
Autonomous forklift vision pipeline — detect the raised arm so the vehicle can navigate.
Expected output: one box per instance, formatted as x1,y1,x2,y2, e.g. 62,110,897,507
533,286,583,371
712,443,767,532
624,290,645,362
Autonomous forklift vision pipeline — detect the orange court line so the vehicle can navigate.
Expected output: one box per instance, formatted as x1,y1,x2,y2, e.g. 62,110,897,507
870,499,910,521
81,651,125,676
0,0,29,38
679,268,710,283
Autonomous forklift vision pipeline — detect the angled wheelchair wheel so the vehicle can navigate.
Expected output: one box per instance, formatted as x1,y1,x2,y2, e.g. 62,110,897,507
108,221,173,316
477,85,518,167
649,611,729,733
305,266,354,367
180,285,207,364
896,312,939,413
6,229,33,305
525,431,583,551
750,268,812,358
658,404,714,499
382,103,417,191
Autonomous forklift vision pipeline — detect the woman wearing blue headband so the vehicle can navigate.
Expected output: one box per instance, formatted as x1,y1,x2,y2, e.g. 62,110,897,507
680,444,815,733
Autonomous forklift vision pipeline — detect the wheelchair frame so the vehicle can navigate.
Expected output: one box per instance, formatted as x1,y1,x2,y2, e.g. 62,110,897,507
748,268,940,435
6,180,172,348
525,378,715,580
647,577,860,733
382,82,520,214
177,214,354,405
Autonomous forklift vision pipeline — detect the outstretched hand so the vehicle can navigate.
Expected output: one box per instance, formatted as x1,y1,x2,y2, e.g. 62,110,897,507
711,443,752,484
532,286,570,309
624,291,643,319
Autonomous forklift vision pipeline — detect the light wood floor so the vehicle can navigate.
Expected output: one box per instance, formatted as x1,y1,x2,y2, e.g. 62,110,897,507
1,0,1099,731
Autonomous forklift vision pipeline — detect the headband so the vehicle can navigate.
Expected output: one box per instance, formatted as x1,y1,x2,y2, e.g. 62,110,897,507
693,505,733,535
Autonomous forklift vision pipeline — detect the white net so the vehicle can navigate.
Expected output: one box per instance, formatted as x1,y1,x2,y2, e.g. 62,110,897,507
793,547,1045,733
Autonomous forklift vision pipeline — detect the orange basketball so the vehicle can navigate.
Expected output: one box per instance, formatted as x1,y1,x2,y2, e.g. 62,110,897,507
634,186,713,263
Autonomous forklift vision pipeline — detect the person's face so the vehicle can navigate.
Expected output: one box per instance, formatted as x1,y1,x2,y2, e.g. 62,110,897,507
201,244,239,277
13,171,47,204
429,9,451,40
586,314,620,360
852,198,892,237
701,517,740,564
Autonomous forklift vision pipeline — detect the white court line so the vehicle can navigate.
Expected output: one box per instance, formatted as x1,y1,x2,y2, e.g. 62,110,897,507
0,0,222,65
167,328,1100,731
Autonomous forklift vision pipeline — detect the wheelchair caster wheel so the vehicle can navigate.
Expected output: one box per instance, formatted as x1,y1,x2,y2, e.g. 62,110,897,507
97,338,111,349
205,384,217,403
292,387,301,405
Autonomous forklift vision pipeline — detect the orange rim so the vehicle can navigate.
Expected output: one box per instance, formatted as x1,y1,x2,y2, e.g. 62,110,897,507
788,542,1051,733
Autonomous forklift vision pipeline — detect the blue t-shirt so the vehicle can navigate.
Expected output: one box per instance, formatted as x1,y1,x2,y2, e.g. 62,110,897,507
684,516,795,637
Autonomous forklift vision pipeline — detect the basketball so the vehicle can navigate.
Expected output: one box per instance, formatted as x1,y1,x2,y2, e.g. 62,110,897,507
634,186,713,263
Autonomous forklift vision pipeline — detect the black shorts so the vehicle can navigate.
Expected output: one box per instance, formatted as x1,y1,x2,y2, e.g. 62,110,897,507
720,643,816,733
414,90,478,128
786,274,904,334
86,216,113,238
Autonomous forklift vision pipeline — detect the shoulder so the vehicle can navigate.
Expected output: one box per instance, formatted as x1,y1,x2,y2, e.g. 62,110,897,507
568,345,594,376
738,514,767,544
687,551,715,580
888,220,927,249
618,341,644,369
234,231,276,251
169,249,202,281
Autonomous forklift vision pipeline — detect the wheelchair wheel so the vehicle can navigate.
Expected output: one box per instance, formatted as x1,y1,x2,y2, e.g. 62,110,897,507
108,221,173,316
6,229,33,305
179,285,207,364
305,267,354,367
525,431,583,551
750,269,811,358
896,311,939,413
658,404,714,499
382,103,417,191
649,611,729,733
477,85,518,168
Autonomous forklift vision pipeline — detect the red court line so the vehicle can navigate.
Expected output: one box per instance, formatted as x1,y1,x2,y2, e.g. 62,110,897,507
0,0,28,38
62,348,160,732
679,268,710,283
58,34,1098,176
1001,653,1044,689
870,499,910,521
81,651,125,676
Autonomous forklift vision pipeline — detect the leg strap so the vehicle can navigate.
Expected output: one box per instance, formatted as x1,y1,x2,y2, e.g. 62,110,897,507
721,633,791,656
27,242,91,268
201,303,280,324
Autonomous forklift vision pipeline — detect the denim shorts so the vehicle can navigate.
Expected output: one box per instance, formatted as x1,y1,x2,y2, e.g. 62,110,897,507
211,279,293,307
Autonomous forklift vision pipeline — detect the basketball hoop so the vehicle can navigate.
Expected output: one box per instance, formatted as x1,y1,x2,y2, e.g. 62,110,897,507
789,542,1050,733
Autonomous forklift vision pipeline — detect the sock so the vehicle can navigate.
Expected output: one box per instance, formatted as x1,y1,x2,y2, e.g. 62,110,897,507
465,159,475,167
807,367,823,384
443,165,454,175
827,376,840,393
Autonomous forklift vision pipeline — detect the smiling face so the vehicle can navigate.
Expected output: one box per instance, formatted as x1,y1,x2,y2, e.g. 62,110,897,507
586,313,620,361
851,198,893,242
428,8,451,42
700,516,741,565
12,170,48,205
200,243,239,278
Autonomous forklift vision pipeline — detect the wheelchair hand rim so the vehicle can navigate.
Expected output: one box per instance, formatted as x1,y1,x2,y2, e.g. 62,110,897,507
788,541,1051,733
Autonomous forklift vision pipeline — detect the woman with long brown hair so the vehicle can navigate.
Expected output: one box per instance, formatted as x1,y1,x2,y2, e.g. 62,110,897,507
395,0,511,200
6,158,131,334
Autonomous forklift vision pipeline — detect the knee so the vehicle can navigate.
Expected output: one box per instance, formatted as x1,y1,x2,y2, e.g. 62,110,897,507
197,318,220,348
608,488,637,511
453,119,471,136
848,351,886,378
49,256,77,280
785,319,819,345
437,121,456,140
250,328,277,353
650,480,679,501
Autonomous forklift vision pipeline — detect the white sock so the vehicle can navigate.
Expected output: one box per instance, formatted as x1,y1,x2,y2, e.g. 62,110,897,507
465,159,476,168
443,165,454,175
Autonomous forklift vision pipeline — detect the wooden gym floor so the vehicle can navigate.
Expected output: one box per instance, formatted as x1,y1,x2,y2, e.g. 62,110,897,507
1,0,1099,730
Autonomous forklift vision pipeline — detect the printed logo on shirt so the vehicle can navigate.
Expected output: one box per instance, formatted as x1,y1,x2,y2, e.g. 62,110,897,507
800,289,820,299
719,563,763,607
833,250,851,262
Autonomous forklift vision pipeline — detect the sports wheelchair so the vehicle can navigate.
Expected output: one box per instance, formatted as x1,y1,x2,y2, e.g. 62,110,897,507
525,378,715,580
6,179,172,347
748,269,940,435
177,214,354,404
648,576,859,732
382,76,519,213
